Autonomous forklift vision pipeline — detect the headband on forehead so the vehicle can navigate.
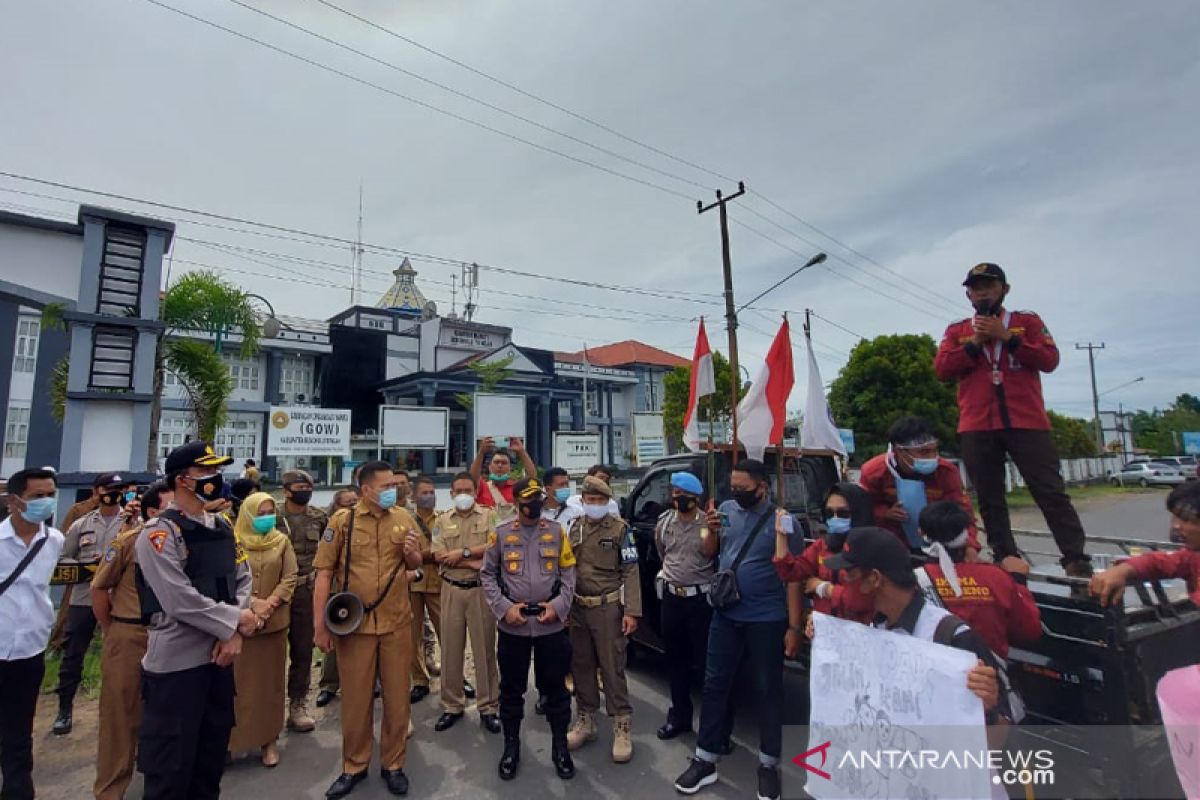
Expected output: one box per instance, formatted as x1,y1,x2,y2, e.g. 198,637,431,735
894,436,938,450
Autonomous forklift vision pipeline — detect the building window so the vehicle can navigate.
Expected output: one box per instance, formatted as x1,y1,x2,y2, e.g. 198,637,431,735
214,418,260,461
223,354,260,391
645,377,660,412
158,414,195,460
279,355,313,401
14,319,39,374
586,387,602,418
4,406,30,458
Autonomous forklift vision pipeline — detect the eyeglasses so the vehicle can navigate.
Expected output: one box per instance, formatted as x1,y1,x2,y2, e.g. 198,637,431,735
823,507,852,519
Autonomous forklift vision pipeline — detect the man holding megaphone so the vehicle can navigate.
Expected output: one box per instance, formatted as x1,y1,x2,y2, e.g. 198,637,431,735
313,461,423,798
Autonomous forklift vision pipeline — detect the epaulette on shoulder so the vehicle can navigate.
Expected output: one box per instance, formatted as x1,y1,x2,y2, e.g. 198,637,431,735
656,509,672,522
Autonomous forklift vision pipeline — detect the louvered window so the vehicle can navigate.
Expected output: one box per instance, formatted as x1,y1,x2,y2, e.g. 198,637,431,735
89,327,137,390
97,225,145,316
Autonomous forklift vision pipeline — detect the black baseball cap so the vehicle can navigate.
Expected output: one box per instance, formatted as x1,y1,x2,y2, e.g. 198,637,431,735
823,526,915,583
962,262,1007,286
513,477,545,502
164,441,233,474
94,472,130,489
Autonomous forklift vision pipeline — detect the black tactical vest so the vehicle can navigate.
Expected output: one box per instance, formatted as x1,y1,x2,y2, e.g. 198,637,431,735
137,509,239,622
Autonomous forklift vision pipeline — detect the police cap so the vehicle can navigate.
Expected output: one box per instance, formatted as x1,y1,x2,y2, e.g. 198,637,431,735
281,469,314,488
581,475,613,499
164,441,233,474
513,476,545,502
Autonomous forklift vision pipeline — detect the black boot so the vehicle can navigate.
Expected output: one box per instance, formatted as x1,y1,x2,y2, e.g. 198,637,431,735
498,724,521,781
550,731,574,780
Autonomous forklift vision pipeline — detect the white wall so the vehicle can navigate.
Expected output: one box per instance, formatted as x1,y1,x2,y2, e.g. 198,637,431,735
0,224,83,304
79,402,134,471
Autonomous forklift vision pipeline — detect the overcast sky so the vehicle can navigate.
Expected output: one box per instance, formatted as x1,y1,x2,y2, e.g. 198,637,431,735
2,0,1197,418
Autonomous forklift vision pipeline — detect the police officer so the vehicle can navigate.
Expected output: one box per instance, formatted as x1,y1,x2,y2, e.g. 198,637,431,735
654,471,716,741
312,460,422,798
430,473,500,732
275,469,326,733
564,476,641,762
53,472,134,736
134,443,258,799
90,482,172,800
481,477,577,781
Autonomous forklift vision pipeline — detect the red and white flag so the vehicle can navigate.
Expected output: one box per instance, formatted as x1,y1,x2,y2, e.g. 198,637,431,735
737,317,795,461
683,318,716,451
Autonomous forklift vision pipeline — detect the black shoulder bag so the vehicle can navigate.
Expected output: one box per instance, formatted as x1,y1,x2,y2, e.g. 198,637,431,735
707,507,774,611
0,534,49,597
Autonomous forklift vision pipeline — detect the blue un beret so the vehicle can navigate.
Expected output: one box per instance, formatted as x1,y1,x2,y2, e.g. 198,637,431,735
670,472,704,495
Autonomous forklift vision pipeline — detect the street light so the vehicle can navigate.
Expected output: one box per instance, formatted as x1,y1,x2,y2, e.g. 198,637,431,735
246,293,285,339
736,252,827,314
1098,376,1144,398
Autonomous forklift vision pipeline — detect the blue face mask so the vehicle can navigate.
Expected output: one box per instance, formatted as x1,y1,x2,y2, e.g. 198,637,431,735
124,490,138,504
20,496,57,524
825,516,852,535
251,514,275,535
554,488,572,503
377,488,398,510
912,458,939,476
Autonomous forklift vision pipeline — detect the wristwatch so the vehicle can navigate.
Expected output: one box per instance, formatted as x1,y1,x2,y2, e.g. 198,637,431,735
462,547,472,559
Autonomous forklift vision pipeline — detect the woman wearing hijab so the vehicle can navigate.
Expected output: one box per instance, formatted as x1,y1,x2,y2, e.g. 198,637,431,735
229,492,298,767
772,483,876,625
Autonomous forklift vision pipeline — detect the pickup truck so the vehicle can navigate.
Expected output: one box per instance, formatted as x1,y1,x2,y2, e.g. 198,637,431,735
620,446,840,651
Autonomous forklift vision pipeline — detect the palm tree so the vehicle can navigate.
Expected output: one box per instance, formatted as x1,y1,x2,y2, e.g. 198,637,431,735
147,271,262,466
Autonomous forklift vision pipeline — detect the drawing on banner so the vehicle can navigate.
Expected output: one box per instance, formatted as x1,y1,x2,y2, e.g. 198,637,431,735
804,612,990,799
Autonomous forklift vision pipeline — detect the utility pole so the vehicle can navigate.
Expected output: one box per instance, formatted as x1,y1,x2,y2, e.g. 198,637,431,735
1076,342,1106,452
698,181,746,463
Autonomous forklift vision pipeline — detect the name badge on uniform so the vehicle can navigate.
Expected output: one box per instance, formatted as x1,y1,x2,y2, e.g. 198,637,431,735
992,368,1003,386
620,532,638,565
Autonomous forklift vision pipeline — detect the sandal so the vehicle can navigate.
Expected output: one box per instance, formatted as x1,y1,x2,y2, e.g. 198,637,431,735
261,743,280,768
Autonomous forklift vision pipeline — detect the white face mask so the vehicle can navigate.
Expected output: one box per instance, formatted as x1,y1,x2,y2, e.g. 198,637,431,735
583,503,609,520
453,493,475,512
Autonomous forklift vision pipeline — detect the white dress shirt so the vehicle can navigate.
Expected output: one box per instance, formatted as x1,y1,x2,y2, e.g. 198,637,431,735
0,517,65,660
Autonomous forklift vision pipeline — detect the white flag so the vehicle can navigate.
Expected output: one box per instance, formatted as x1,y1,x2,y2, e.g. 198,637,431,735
800,331,847,455
683,319,716,451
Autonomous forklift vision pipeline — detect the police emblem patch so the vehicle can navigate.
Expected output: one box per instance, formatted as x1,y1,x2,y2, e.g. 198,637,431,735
322,528,335,542
104,547,117,563
148,529,168,553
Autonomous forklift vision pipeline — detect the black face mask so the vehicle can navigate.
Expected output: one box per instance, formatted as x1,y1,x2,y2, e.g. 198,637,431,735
520,500,544,519
99,490,123,507
288,490,312,506
973,298,1002,317
824,530,849,554
732,487,761,510
190,473,225,503
673,496,698,513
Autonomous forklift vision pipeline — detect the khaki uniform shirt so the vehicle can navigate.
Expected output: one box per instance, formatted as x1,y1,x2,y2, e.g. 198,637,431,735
60,496,99,534
654,510,716,587
92,526,144,621
278,505,327,578
313,500,417,635
135,505,253,673
568,514,642,617
245,538,299,635
481,518,577,637
409,509,443,594
62,510,128,607
431,505,497,584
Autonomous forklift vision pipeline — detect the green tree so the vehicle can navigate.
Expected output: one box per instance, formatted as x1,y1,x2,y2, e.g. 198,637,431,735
662,351,744,448
1132,399,1200,455
1174,393,1200,415
148,272,262,465
1047,410,1097,458
455,355,516,410
827,334,958,459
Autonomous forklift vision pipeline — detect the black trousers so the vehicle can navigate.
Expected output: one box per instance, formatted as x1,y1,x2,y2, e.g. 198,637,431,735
660,592,713,729
497,629,571,735
960,428,1088,565
0,653,45,800
56,605,97,709
139,663,235,800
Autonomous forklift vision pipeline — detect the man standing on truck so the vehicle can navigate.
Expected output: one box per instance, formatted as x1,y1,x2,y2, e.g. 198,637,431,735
1090,481,1200,606
934,262,1091,577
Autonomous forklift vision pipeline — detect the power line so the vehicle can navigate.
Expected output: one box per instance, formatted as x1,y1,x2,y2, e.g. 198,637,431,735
0,175,720,303
223,0,714,195
310,0,737,186
137,0,697,202
804,310,868,341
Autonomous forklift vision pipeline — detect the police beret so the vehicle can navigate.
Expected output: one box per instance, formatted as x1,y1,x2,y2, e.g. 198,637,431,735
581,475,613,498
670,471,704,496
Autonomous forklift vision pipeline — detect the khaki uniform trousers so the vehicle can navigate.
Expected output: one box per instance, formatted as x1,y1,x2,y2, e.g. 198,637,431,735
94,622,148,800
438,583,499,715
333,626,412,774
569,602,632,717
409,590,442,689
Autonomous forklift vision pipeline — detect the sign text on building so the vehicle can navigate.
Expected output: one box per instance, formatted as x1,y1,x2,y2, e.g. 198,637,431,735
267,406,351,457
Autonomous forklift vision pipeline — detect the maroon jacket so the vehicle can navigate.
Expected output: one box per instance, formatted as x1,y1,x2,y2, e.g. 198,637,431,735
1123,549,1200,606
934,309,1059,432
857,454,980,551
922,562,1042,658
773,539,876,624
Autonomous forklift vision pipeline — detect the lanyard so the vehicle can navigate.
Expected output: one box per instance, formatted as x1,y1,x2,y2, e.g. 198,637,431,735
981,310,1012,385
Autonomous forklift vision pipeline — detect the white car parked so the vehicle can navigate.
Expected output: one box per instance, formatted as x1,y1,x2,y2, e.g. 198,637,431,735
1109,462,1187,488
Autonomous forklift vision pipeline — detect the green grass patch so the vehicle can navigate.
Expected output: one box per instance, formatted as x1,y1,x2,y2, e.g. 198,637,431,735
40,636,104,699
1003,482,1160,510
